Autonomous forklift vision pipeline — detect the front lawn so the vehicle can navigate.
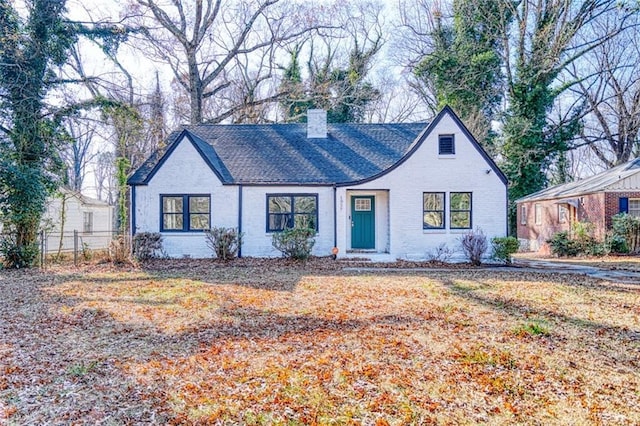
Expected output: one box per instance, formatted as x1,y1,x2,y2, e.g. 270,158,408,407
1,259,639,424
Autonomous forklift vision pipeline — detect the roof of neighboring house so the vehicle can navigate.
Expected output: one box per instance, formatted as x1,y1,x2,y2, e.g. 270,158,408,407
58,187,112,207
516,157,640,203
128,106,507,186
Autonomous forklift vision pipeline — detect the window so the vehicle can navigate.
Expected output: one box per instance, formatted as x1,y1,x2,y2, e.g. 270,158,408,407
535,204,542,225
423,192,445,229
450,192,471,229
161,195,210,232
439,134,455,155
267,194,318,232
558,204,569,224
83,212,93,234
520,205,527,225
630,199,640,218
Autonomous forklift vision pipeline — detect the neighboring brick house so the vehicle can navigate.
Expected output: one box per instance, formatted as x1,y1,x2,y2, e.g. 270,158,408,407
128,107,508,260
516,158,640,253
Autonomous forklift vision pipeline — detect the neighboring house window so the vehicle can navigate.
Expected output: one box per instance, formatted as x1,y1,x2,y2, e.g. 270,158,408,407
438,134,455,155
558,204,569,224
423,192,445,229
83,212,93,234
450,192,472,229
161,195,210,232
267,194,318,232
535,204,542,225
630,199,640,218
520,205,527,225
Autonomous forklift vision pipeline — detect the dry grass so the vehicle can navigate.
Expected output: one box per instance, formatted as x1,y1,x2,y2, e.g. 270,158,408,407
1,258,639,425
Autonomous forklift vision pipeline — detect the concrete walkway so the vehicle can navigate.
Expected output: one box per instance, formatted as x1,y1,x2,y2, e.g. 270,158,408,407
512,258,640,284
344,258,640,285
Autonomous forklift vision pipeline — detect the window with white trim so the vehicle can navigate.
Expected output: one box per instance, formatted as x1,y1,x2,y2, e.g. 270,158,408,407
535,204,542,225
558,204,569,224
630,199,640,218
520,205,527,225
83,212,93,234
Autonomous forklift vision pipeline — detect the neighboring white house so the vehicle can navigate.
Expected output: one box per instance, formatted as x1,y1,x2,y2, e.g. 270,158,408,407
42,188,115,254
128,107,508,261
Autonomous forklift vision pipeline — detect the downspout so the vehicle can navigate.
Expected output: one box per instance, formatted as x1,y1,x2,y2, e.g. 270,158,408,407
238,184,243,258
131,186,136,237
333,186,337,249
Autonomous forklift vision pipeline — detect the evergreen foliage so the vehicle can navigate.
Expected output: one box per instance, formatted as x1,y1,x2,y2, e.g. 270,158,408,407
414,0,508,150
279,40,381,123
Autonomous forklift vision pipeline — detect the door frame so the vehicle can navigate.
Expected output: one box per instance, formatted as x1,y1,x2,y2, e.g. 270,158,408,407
350,195,376,249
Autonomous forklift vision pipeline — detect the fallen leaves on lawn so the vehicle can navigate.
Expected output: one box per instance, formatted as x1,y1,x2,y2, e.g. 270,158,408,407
0,259,638,424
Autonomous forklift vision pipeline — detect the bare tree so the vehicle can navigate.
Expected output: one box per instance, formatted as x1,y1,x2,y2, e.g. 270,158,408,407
569,13,640,168
60,117,97,192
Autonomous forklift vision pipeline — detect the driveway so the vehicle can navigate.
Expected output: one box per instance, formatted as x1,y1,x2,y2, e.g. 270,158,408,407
513,257,640,284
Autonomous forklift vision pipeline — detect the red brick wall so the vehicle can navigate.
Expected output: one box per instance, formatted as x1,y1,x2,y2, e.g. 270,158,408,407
604,191,640,229
517,199,572,253
578,193,606,240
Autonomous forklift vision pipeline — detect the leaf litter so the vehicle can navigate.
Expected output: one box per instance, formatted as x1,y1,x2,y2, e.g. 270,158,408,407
0,257,638,424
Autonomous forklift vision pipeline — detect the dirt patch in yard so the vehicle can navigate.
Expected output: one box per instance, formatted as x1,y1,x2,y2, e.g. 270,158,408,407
1,260,639,424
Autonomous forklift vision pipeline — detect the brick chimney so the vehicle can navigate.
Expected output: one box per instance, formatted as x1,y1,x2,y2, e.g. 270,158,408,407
307,109,327,138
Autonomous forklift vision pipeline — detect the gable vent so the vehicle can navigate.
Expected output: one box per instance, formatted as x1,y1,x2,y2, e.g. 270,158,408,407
438,134,455,155
307,109,327,138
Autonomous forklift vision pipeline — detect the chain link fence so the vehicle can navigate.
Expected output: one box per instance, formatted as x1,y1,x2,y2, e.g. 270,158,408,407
38,230,123,267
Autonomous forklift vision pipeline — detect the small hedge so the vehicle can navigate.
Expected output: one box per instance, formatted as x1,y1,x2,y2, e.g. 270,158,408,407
272,227,315,260
491,236,519,264
132,232,163,260
205,227,243,260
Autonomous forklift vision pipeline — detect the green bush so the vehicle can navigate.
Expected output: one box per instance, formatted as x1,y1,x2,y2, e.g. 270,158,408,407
205,227,243,260
132,232,163,260
272,227,315,260
548,231,581,257
611,213,640,253
0,232,39,268
491,236,519,264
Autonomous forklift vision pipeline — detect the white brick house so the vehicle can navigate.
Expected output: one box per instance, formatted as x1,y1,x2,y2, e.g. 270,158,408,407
128,107,508,260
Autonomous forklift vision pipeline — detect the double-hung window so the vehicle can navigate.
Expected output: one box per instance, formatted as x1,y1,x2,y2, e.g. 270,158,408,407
630,199,640,218
161,194,210,232
267,194,318,232
423,192,445,229
450,192,472,229
83,212,93,234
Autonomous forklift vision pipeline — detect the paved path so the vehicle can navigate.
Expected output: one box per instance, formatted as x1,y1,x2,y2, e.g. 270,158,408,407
512,258,640,284
344,258,640,285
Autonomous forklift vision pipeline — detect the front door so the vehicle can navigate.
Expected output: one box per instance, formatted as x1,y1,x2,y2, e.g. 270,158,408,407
351,196,375,249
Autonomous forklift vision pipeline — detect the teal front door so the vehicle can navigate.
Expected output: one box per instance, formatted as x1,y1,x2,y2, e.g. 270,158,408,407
351,196,375,249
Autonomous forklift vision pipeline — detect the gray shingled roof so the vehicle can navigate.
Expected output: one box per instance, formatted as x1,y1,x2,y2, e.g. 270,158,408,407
516,157,640,202
129,122,428,185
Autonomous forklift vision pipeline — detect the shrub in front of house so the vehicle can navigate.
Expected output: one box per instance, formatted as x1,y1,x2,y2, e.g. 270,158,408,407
272,227,315,260
132,232,163,261
459,228,488,266
205,227,243,260
611,213,640,253
491,236,519,264
548,221,610,257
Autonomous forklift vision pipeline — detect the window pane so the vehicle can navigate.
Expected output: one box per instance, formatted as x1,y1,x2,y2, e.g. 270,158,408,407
424,193,443,210
269,196,291,214
424,212,444,228
163,214,183,230
163,196,183,213
294,196,316,213
189,196,209,213
450,193,471,210
269,213,290,231
294,213,316,230
451,212,470,228
190,213,210,230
